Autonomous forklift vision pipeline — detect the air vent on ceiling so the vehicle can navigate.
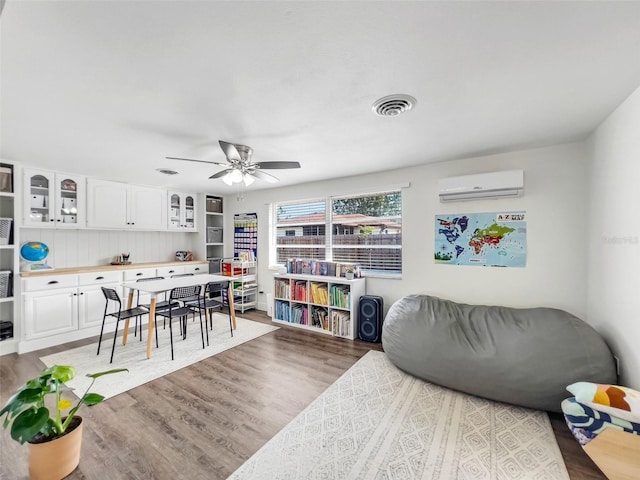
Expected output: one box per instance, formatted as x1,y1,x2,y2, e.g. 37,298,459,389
372,94,417,117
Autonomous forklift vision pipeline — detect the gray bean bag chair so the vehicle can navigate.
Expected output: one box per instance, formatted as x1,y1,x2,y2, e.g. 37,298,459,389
381,295,616,412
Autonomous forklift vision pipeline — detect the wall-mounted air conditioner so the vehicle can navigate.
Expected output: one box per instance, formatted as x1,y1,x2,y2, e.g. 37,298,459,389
438,170,524,203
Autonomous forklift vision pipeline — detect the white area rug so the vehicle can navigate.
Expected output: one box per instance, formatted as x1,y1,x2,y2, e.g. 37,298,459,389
40,315,278,400
229,351,569,480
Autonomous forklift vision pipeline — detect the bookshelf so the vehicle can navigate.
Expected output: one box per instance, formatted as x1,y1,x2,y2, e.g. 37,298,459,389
273,273,365,340
0,161,17,355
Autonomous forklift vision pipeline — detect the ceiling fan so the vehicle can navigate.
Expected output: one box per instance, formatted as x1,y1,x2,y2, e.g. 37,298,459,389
167,140,301,186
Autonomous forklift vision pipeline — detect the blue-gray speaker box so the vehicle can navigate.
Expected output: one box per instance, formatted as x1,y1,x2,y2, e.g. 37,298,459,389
359,295,384,342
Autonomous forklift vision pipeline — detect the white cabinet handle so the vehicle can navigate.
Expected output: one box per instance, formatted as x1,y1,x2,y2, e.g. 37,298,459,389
48,280,59,285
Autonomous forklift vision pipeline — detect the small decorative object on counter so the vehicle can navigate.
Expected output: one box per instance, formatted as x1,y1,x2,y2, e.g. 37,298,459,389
175,251,193,261
20,241,54,272
110,253,131,265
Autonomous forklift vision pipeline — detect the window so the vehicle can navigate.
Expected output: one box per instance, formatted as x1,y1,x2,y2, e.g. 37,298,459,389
272,190,402,277
274,199,327,264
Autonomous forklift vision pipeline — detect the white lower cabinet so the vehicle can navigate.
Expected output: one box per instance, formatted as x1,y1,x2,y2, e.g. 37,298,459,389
22,272,123,344
23,287,79,340
78,282,121,329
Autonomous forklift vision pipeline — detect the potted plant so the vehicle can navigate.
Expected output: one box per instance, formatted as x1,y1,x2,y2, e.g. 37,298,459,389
345,266,356,280
1,364,127,480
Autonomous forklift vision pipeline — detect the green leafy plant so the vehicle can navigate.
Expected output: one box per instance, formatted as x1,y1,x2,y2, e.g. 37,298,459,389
1,365,127,444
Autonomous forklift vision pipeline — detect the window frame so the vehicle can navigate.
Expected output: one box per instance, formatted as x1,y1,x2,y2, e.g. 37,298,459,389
271,189,402,279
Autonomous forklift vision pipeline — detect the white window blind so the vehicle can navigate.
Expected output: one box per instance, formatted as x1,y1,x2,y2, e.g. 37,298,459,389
331,191,402,277
274,199,327,264
273,190,402,278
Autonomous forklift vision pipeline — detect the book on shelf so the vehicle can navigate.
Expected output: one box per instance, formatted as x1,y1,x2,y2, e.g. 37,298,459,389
293,280,307,301
284,258,360,278
310,282,329,305
275,300,290,322
330,310,351,337
327,262,337,277
329,284,351,308
275,279,290,299
311,307,329,330
291,305,308,325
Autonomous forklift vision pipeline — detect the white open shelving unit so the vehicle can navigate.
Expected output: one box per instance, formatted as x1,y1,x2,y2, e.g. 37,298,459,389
223,259,257,313
273,273,365,340
0,161,18,355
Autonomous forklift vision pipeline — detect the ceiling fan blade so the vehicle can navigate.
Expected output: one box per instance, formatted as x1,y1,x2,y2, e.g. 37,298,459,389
167,156,228,167
209,169,233,179
250,169,280,183
218,140,242,162
254,161,301,170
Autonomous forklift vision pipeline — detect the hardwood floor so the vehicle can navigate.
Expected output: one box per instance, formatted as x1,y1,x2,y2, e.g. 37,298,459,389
0,310,605,479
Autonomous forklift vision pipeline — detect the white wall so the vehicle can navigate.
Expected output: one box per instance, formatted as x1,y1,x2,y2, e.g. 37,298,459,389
225,142,590,319
587,85,640,389
20,228,199,268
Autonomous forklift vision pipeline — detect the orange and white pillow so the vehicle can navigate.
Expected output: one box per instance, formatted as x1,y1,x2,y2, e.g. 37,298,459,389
567,382,640,424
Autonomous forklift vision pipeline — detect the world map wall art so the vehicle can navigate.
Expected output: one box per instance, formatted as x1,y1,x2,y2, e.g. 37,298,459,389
434,211,527,267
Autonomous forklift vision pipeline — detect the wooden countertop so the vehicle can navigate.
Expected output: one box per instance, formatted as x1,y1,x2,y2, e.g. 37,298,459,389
20,260,209,277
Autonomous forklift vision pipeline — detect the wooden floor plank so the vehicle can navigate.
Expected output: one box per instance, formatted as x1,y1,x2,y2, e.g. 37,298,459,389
0,310,604,479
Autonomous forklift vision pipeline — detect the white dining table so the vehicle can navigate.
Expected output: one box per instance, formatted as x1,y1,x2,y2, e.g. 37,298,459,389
122,273,238,358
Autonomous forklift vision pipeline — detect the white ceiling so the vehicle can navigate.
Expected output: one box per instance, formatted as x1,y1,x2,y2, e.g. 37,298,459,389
2,1,640,194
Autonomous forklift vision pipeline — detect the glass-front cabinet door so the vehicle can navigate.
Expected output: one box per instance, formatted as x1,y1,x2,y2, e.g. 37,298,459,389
169,193,181,229
57,176,82,227
24,169,85,228
24,171,54,226
184,195,195,230
168,192,197,231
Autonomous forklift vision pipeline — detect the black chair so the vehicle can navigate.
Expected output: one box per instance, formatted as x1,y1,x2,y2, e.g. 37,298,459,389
99,287,150,363
184,282,234,338
135,276,178,332
170,273,200,319
155,285,205,360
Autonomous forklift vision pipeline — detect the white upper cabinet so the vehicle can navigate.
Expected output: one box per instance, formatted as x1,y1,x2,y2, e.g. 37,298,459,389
23,169,86,228
87,178,128,228
129,184,168,230
168,192,197,231
87,179,167,230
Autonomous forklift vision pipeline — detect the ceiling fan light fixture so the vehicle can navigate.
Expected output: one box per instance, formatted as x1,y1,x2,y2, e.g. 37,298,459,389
222,172,234,186
169,139,300,185
243,173,255,186
229,168,243,183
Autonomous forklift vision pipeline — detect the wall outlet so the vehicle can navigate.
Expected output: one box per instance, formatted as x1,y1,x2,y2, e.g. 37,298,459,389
614,355,620,376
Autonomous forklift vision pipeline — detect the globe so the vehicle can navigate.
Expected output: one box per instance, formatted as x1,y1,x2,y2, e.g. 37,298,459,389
20,242,50,262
